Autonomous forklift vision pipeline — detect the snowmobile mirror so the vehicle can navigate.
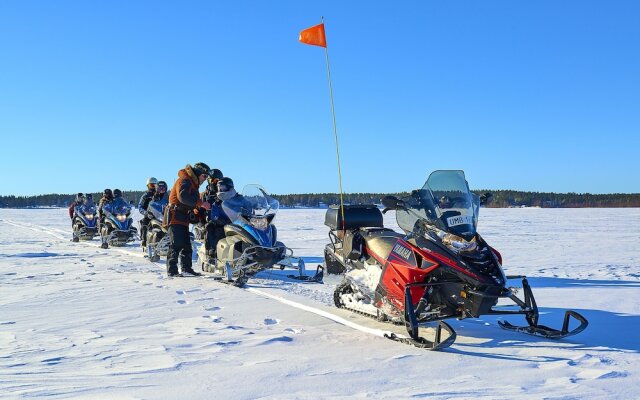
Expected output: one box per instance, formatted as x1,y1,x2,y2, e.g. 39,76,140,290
480,192,493,206
381,196,406,213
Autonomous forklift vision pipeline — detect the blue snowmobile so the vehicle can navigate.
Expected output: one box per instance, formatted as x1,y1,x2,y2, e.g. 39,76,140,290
197,184,323,286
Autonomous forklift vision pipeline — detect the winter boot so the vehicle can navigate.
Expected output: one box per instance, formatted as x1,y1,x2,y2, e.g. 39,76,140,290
181,267,202,277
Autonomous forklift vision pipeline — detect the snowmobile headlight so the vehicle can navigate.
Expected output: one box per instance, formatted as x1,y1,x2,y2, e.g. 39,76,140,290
442,233,477,253
249,217,268,230
116,214,127,222
85,214,94,220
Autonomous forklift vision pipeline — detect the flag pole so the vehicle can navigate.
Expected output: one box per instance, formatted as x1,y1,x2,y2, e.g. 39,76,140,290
321,16,346,230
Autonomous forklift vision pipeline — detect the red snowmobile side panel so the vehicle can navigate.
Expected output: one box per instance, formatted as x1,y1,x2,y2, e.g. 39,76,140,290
370,239,439,311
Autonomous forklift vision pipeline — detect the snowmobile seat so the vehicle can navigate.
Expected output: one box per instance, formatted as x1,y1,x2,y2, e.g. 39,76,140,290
343,227,403,261
324,205,383,231
359,228,404,261
224,224,259,245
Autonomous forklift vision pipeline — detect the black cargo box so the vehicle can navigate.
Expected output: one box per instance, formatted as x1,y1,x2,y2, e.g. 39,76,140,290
324,204,383,230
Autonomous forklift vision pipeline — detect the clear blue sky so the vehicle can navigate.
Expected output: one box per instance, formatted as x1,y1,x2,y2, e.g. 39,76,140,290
1,1,638,196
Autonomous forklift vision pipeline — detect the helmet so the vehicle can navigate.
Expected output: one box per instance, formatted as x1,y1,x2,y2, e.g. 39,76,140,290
76,192,85,203
192,162,211,177
86,193,93,201
216,177,236,201
207,169,223,185
113,189,122,198
217,177,234,192
209,168,223,180
157,181,168,193
103,189,113,198
439,195,452,209
146,177,158,188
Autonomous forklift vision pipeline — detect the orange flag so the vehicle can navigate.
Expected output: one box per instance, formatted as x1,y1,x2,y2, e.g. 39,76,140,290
299,23,327,48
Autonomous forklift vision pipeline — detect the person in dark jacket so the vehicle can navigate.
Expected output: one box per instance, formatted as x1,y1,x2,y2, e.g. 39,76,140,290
204,176,234,260
138,177,158,250
98,189,113,224
195,168,223,242
69,193,85,242
152,181,169,204
97,189,114,248
165,163,211,277
200,169,224,204
68,193,85,220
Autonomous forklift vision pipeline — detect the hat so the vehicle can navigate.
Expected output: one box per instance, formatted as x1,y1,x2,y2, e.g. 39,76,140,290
192,162,211,177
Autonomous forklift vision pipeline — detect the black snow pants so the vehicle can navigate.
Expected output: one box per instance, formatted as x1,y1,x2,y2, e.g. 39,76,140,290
139,215,151,246
167,224,192,274
205,222,226,257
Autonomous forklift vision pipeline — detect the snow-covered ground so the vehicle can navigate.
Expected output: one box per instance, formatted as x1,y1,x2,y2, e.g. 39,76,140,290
1,208,639,399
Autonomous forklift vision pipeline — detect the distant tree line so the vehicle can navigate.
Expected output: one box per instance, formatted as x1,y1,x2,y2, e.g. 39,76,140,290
1,190,639,209
271,191,640,208
0,191,145,209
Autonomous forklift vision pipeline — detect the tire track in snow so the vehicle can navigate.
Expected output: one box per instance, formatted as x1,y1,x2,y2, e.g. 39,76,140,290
1,218,414,345
1,219,68,241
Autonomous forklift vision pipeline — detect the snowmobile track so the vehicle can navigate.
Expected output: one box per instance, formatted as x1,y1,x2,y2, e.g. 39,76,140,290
4,219,428,349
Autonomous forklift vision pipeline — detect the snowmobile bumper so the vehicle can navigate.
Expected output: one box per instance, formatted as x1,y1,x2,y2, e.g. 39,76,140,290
77,226,97,240
147,235,169,262
202,244,324,286
398,284,457,350
105,228,137,247
490,275,589,339
210,245,291,286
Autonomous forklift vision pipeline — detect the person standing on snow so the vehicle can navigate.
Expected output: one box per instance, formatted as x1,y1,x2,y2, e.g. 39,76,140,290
138,177,158,250
165,163,211,277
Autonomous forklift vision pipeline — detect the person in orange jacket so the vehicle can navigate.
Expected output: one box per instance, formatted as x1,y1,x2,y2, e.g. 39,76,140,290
165,163,211,277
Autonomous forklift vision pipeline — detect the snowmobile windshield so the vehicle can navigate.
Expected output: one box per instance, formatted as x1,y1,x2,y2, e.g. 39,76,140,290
108,197,131,216
396,170,480,240
222,184,279,228
148,197,167,220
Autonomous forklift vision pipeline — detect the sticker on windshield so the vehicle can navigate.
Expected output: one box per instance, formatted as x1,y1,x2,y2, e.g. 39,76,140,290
447,215,473,227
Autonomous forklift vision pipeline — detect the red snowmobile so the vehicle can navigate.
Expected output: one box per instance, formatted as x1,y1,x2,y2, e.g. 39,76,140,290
324,170,588,350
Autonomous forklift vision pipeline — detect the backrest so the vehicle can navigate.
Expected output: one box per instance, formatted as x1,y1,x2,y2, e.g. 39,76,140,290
324,205,383,231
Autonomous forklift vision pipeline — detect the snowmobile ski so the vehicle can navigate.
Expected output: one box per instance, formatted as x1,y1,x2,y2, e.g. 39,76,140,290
384,321,456,351
287,264,325,283
498,310,588,339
